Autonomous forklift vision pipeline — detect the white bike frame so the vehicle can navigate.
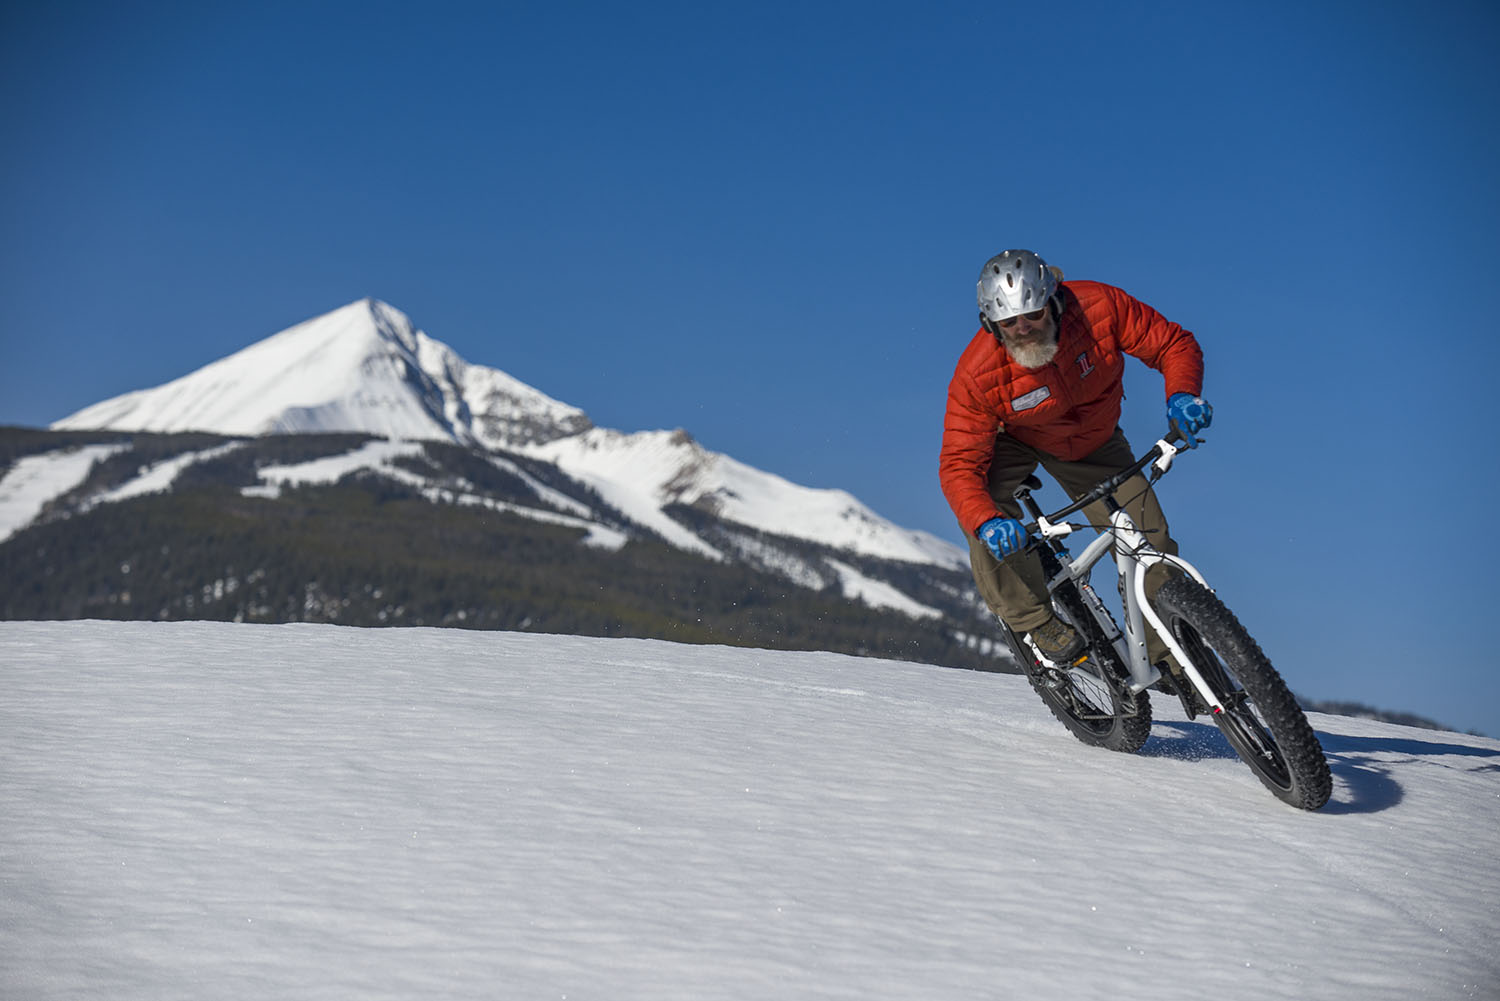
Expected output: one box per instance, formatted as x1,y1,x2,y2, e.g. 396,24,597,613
1033,438,1227,715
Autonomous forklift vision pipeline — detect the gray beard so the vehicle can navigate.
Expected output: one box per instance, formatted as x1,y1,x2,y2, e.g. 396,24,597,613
1005,337,1059,370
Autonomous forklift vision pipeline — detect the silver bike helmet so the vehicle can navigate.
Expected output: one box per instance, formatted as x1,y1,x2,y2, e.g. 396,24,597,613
977,249,1060,325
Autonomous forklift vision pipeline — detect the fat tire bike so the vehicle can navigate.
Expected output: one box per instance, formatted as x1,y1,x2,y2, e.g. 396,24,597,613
997,429,1332,810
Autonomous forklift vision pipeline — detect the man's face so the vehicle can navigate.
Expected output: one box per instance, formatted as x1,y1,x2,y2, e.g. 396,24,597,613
998,308,1058,369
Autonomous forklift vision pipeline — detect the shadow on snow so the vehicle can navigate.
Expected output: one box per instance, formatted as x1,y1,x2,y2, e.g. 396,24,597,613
1316,730,1498,816
1140,720,1498,815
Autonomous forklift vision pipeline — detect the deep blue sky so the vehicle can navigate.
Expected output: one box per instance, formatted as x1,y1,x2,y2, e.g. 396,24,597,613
4,1,1498,735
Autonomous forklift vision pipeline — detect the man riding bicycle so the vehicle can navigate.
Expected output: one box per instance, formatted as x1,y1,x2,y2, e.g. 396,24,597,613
939,249,1213,676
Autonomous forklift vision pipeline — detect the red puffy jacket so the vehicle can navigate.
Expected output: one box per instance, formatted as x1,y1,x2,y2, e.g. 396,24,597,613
940,280,1204,536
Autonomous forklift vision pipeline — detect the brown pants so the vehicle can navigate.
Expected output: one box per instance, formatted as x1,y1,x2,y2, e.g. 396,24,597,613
965,428,1179,661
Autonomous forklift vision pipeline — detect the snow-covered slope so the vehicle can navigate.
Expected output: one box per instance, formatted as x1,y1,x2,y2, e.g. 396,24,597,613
49,299,964,571
242,438,629,550
527,427,964,568
0,443,127,544
3,620,1496,1000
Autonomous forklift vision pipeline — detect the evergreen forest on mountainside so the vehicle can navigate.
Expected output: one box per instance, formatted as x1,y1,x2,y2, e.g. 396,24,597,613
0,427,999,671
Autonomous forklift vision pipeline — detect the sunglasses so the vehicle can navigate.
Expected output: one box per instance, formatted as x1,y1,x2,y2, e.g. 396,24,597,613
995,307,1049,330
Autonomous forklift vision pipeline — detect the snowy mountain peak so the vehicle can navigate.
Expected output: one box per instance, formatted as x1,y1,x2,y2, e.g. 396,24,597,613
51,299,593,449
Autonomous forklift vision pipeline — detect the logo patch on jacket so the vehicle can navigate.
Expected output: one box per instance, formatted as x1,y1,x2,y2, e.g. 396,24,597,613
1012,386,1051,412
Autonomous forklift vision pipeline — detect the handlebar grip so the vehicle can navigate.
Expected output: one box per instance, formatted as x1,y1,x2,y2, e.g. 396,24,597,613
1166,420,1205,450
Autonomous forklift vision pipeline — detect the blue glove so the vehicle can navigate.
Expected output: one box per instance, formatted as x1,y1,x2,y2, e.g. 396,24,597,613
1167,393,1213,443
977,516,1028,560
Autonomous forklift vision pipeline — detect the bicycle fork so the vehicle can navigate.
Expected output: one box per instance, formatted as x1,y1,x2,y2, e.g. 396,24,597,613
1110,508,1226,715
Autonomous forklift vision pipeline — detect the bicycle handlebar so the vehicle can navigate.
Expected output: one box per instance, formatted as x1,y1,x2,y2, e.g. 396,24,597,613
1021,426,1194,533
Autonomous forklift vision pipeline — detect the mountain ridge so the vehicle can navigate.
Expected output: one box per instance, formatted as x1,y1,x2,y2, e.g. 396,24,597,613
50,299,965,571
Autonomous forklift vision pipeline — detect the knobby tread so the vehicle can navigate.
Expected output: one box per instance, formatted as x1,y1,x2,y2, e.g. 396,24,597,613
1022,661,1152,753
1011,578,1151,754
1154,577,1332,810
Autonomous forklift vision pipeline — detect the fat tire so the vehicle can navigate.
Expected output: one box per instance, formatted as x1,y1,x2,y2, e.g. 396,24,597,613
1153,576,1332,810
1010,579,1152,754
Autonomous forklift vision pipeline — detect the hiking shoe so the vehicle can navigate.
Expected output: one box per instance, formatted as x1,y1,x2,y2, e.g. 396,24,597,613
1029,615,1085,663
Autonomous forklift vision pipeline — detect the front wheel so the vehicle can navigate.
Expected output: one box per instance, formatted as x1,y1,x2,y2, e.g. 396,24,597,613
1152,577,1331,810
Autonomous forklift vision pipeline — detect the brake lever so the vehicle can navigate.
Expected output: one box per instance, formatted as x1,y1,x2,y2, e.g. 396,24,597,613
1152,437,1181,476
1035,516,1075,540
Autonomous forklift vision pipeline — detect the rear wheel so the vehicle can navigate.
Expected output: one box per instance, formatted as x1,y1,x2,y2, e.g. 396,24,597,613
1152,577,1331,810
1008,581,1151,754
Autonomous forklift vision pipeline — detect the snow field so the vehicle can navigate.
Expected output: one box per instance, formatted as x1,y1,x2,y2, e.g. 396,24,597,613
1,621,1496,1000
